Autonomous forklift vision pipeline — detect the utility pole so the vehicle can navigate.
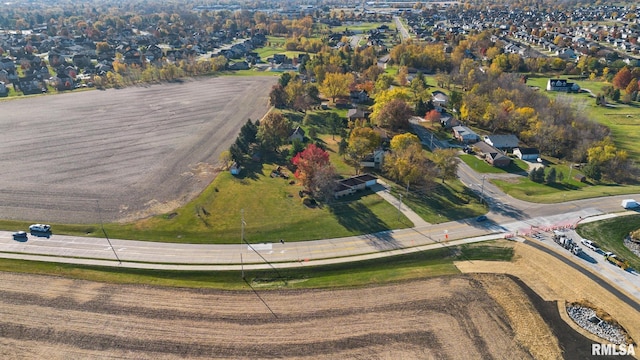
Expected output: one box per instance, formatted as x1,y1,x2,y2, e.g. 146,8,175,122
480,175,486,204
96,200,120,264
241,209,245,279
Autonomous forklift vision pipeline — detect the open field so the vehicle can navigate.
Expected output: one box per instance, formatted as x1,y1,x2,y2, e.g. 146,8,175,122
526,76,640,161
0,270,568,359
0,76,276,224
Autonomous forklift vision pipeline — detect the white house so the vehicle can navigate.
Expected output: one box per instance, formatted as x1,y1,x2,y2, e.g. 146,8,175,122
361,149,386,169
432,91,449,109
452,126,479,143
514,147,540,161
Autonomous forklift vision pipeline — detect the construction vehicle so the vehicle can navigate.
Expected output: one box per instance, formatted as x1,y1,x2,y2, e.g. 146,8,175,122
604,252,629,270
553,231,582,255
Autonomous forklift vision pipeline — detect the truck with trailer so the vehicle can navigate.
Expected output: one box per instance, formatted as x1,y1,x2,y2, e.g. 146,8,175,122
552,230,583,255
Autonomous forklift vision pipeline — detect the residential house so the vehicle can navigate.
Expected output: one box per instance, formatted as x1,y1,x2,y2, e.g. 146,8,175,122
16,74,45,95
486,152,512,167
289,126,306,143
432,90,449,110
440,113,459,129
546,79,580,92
334,174,378,198
483,134,520,151
452,125,479,143
514,147,540,161
350,90,370,104
361,149,386,170
55,73,75,91
228,61,249,70
347,108,369,122
473,142,511,167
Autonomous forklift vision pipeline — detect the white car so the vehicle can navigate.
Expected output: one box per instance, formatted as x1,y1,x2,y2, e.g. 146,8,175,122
29,224,51,232
580,239,598,251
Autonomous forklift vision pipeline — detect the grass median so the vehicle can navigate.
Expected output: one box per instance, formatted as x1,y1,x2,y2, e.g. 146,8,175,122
0,240,514,289
576,214,640,271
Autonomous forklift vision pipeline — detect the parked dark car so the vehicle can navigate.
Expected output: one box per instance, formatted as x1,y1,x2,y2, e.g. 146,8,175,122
12,231,27,240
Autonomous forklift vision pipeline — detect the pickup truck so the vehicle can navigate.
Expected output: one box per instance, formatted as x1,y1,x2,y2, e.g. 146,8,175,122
580,239,599,251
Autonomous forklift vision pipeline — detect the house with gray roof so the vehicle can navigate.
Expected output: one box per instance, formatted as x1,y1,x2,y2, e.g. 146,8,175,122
483,134,520,151
452,126,479,143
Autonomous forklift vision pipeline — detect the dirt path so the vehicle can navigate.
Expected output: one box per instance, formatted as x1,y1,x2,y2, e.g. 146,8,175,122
0,272,546,359
0,76,276,223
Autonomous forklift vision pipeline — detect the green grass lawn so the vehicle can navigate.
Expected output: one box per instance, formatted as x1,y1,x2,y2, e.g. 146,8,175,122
525,75,640,160
11,159,409,244
492,176,640,202
576,215,640,271
388,179,488,223
459,154,529,174
0,240,513,289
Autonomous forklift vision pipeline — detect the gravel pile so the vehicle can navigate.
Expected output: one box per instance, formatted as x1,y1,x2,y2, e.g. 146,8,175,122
566,305,627,345
624,236,640,259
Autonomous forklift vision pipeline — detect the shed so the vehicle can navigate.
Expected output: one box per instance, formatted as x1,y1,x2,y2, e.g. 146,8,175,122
230,162,241,175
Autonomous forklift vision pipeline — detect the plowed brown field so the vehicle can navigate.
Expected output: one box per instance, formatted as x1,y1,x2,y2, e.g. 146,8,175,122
0,76,275,223
0,272,552,359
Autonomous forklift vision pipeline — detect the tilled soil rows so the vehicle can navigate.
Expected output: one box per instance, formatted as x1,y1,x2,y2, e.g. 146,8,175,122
0,272,543,359
0,76,275,223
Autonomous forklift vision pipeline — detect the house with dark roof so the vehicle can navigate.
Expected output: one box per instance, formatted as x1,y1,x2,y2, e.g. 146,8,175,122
486,152,511,167
334,174,378,198
347,108,369,122
546,79,580,92
288,126,306,143
473,142,511,168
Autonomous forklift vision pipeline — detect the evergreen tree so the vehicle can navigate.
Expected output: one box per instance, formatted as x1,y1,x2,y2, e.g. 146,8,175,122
545,167,556,183
415,98,428,117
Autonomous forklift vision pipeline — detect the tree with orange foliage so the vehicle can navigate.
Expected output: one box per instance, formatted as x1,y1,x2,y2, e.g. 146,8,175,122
424,109,441,124
612,67,633,90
